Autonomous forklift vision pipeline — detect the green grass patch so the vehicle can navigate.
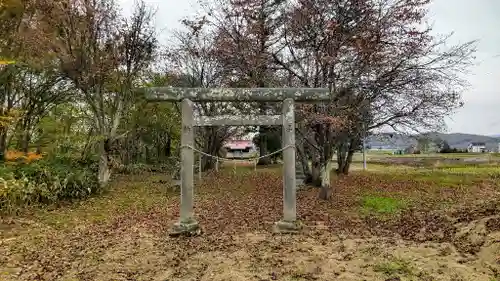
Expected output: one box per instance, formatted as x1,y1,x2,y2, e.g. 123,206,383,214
411,171,475,186
370,152,488,158
352,162,417,171
369,169,480,186
357,160,500,184
437,165,500,175
360,195,408,217
374,258,414,276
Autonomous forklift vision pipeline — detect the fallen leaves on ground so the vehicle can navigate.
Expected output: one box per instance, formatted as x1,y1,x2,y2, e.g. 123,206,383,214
1,169,500,281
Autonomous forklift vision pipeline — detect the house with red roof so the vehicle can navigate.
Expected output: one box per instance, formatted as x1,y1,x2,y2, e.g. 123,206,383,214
223,139,257,159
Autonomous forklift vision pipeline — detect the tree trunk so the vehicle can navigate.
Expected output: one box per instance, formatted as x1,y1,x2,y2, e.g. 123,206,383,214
122,136,130,165
300,150,311,179
80,127,94,161
336,142,347,174
202,155,215,171
35,127,43,155
310,149,322,187
337,141,356,175
134,134,141,163
296,140,311,180
156,133,162,162
98,139,112,188
318,161,333,200
21,131,30,154
165,133,171,157
342,147,355,174
257,126,271,165
16,123,32,154
201,141,220,171
199,127,225,171
0,128,7,162
145,146,150,163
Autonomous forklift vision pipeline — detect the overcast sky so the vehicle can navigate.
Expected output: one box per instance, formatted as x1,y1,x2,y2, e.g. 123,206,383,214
118,0,500,136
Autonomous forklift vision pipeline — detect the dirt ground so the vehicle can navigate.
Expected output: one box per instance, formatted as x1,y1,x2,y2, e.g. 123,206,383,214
1,168,500,281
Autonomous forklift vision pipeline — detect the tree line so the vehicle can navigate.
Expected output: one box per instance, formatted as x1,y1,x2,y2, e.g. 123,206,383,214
0,0,476,196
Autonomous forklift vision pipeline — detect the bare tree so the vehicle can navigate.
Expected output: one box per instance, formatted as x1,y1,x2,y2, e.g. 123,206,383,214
165,27,241,171
184,0,287,165
36,0,157,186
0,0,54,160
14,69,73,153
271,0,476,195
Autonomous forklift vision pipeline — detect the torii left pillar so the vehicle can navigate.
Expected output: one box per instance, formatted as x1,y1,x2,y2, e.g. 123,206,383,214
169,98,201,236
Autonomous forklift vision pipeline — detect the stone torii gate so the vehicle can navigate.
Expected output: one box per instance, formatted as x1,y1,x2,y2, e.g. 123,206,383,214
144,87,331,236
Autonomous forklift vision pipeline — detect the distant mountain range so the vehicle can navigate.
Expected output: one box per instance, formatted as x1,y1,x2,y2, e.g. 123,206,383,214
367,132,500,151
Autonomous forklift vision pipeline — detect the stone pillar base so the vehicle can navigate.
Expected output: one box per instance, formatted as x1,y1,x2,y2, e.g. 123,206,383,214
169,218,201,237
272,220,303,234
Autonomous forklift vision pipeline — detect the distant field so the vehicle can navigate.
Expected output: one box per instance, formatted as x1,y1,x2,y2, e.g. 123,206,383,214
366,152,497,158
351,152,500,163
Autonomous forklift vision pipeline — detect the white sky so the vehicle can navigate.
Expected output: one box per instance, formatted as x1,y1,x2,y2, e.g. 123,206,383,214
118,0,500,136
